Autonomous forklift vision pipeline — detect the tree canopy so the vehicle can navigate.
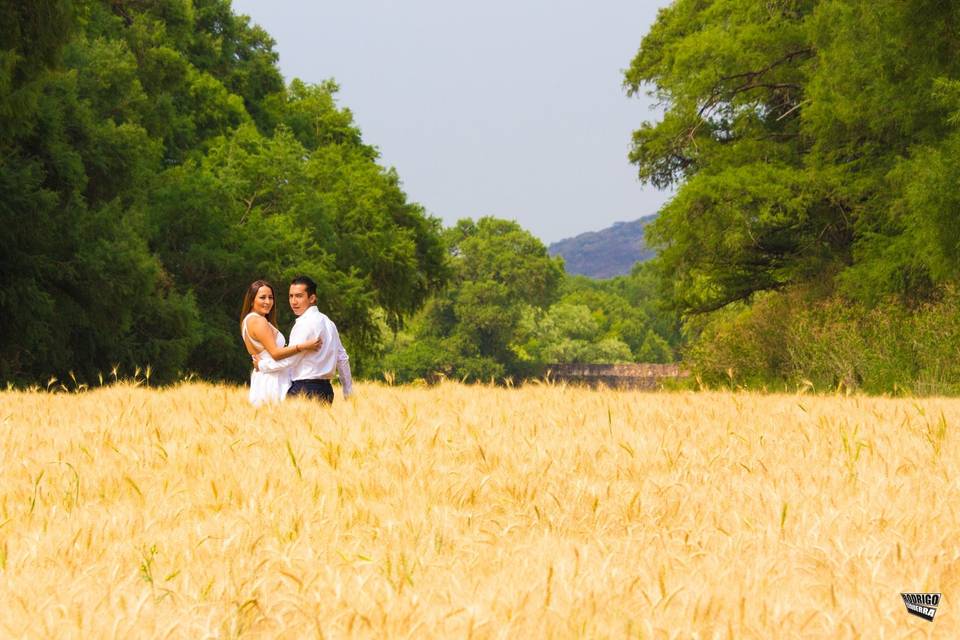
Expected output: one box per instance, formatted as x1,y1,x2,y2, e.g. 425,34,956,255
382,226,680,384
626,0,960,390
0,0,446,384
627,0,960,313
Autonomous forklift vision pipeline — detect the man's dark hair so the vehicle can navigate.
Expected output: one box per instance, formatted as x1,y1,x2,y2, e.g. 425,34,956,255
290,275,317,297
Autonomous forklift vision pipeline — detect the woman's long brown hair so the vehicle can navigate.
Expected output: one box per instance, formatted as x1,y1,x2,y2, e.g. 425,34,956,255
240,280,278,328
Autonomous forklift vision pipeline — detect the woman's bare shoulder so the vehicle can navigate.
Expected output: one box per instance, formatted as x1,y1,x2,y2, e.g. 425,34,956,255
245,314,269,333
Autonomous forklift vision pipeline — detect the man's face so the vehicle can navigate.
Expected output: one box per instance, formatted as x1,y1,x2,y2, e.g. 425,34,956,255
289,284,317,316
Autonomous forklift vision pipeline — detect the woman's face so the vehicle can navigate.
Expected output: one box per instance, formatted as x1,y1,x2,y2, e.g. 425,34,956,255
253,286,274,316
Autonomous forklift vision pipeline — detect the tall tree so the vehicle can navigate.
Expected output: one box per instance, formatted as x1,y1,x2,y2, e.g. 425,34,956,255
0,0,202,384
627,0,960,314
384,217,563,381
0,0,448,385
626,0,960,387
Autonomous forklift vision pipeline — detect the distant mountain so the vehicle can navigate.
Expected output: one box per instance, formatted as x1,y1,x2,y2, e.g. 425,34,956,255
548,215,657,279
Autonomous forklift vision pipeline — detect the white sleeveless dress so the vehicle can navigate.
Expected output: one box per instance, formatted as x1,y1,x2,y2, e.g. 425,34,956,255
242,313,292,406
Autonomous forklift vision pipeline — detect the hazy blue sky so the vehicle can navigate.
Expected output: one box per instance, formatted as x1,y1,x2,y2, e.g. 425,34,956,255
231,0,674,243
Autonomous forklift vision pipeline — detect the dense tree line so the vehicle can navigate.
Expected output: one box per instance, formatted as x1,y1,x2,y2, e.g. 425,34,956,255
627,0,960,392
381,218,680,384
1,0,446,384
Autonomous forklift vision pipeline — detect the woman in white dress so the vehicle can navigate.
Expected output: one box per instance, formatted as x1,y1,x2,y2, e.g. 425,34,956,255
240,280,321,406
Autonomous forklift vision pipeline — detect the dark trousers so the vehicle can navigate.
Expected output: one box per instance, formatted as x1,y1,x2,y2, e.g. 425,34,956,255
289,379,334,404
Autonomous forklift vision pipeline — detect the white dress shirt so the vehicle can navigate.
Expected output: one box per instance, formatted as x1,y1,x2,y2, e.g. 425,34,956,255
258,306,353,397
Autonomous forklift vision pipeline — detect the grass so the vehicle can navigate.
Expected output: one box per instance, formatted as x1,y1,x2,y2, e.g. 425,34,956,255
0,381,956,637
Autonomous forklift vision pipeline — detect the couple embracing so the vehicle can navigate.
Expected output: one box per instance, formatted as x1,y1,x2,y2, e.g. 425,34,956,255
239,275,352,406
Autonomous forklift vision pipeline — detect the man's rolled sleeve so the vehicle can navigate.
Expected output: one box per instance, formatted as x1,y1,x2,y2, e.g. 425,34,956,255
337,346,353,398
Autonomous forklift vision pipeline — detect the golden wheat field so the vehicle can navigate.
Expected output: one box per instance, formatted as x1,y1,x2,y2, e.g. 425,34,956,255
0,381,957,638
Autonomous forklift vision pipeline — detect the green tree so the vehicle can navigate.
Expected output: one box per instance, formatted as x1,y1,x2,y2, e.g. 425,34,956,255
517,303,633,364
552,269,681,362
0,0,201,384
383,217,564,382
1,0,448,386
625,0,960,386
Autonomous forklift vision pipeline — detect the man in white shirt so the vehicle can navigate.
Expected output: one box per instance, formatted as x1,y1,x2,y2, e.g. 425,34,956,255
257,275,353,404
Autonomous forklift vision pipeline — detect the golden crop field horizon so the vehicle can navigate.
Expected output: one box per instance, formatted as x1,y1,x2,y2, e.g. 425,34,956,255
0,381,956,638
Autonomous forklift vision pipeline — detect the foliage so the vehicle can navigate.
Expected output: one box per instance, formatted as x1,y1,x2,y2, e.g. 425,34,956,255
381,224,681,383
517,304,633,365
687,286,960,395
627,0,960,306
382,217,563,382
627,0,960,389
0,0,446,385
